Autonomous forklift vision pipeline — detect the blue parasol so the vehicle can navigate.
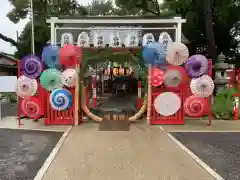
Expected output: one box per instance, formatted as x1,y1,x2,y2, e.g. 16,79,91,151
42,45,61,68
49,89,73,111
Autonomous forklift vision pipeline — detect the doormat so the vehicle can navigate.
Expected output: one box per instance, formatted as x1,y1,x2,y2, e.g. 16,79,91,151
99,120,130,131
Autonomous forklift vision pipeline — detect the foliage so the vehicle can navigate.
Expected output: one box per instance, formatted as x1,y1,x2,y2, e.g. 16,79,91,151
212,88,237,120
0,92,18,103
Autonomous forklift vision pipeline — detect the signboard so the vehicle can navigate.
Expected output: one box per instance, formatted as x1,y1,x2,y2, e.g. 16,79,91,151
0,76,17,92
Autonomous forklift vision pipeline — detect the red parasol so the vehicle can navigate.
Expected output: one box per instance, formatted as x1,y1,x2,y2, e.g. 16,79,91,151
59,45,82,68
184,96,208,117
21,96,44,119
151,67,165,87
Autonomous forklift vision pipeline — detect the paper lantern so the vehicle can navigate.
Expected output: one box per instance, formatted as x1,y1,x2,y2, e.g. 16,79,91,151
190,75,214,98
77,32,89,47
42,45,61,68
40,68,63,91
21,55,42,79
142,33,155,47
184,96,208,117
151,67,165,87
154,92,181,116
125,32,139,47
166,42,189,65
61,69,77,87
185,54,208,78
15,75,38,98
50,89,73,111
21,96,44,119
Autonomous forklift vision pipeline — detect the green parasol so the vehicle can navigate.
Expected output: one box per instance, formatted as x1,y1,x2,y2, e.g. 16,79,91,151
40,68,63,91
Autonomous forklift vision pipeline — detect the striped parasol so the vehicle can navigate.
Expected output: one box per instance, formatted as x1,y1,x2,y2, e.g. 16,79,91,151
42,45,61,68
166,42,189,65
61,69,77,87
185,54,208,78
15,75,38,98
184,96,208,117
21,96,44,119
40,68,63,91
190,75,214,98
21,55,42,79
154,92,181,116
59,45,82,68
151,67,165,87
50,89,73,111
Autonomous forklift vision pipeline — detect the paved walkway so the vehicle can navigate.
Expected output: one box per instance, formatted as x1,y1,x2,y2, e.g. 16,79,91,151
42,123,214,180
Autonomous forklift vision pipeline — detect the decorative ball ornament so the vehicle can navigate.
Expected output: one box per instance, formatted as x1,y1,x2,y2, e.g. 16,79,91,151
61,69,77,87
185,54,208,78
21,55,42,78
184,96,208,117
151,67,165,87
154,92,181,116
21,97,44,119
15,75,38,98
50,89,73,111
164,68,183,87
166,42,189,65
42,45,61,68
40,68,63,91
190,75,214,98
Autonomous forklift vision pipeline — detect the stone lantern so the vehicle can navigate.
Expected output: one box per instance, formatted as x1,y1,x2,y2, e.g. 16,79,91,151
213,53,231,92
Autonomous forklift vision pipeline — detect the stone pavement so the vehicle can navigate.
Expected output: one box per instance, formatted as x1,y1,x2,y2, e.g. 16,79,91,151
42,123,214,180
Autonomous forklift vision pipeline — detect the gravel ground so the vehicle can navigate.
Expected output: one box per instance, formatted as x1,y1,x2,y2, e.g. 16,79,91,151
0,128,62,180
170,132,240,180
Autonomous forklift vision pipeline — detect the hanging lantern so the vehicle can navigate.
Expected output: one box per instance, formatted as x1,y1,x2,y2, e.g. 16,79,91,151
113,67,119,76
119,68,125,76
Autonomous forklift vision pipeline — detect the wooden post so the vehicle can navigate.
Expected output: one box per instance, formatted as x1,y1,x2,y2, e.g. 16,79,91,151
146,65,152,125
74,65,80,126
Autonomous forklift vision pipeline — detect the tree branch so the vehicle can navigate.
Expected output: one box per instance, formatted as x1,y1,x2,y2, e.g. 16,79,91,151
0,32,18,47
135,3,158,15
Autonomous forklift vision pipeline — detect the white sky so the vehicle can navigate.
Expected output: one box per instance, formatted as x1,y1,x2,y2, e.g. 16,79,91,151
0,0,92,54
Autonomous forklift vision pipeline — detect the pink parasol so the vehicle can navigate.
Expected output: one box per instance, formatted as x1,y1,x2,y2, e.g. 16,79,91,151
21,96,44,119
61,69,77,87
15,75,38,98
151,67,165,87
184,95,208,117
166,42,189,65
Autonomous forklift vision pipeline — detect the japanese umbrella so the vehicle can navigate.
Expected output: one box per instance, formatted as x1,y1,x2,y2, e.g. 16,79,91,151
166,42,189,65
61,69,77,87
42,45,61,69
164,66,186,87
184,95,208,117
40,68,63,91
15,75,38,98
142,42,166,66
50,89,73,111
21,96,44,119
21,55,42,79
151,67,165,87
59,45,82,68
185,54,208,78
154,92,181,116
190,75,214,98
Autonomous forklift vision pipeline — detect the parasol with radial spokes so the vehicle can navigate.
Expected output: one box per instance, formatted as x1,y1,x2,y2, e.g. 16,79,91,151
59,45,82,68
15,75,38,98
61,69,77,87
40,68,63,91
154,92,181,116
164,65,186,88
21,96,44,119
50,89,73,111
42,45,61,69
190,75,214,98
184,95,208,117
185,54,208,78
21,55,42,79
166,42,189,65
151,67,165,87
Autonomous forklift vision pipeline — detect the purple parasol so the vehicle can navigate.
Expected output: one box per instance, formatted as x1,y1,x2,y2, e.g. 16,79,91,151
185,54,208,78
21,55,43,79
